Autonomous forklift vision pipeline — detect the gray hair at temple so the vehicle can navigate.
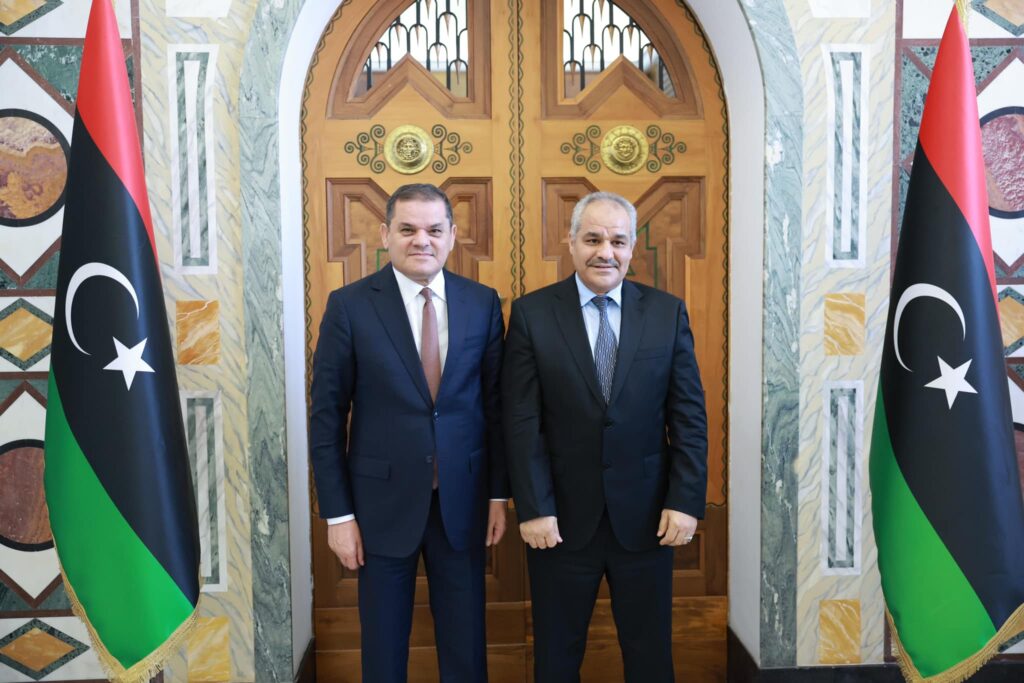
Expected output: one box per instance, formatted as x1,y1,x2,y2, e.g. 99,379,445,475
568,191,638,245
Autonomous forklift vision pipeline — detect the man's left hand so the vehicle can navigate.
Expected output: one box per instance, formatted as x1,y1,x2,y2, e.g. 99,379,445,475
485,500,508,546
657,509,698,546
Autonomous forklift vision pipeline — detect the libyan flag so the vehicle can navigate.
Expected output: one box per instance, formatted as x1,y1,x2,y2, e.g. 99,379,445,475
870,5,1024,683
43,0,200,681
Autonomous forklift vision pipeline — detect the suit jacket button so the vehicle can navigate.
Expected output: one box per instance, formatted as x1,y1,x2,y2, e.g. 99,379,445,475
604,419,613,428
425,455,434,463
433,410,439,420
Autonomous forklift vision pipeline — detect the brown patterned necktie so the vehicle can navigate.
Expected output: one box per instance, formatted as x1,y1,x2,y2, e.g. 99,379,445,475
420,287,441,489
420,287,441,401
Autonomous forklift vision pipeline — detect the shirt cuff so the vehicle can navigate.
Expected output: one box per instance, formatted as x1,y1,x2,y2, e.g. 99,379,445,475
489,499,508,503
327,514,355,525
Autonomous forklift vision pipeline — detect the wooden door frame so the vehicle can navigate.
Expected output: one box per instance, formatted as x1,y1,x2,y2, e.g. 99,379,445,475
273,0,772,668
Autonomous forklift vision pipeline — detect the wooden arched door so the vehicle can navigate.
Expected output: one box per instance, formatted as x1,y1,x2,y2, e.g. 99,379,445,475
302,1,728,680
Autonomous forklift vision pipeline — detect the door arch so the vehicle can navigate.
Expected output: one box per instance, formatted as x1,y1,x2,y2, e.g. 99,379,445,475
292,0,745,679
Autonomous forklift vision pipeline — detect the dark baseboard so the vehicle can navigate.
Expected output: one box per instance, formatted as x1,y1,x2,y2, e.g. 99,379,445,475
294,638,315,683
727,628,1024,682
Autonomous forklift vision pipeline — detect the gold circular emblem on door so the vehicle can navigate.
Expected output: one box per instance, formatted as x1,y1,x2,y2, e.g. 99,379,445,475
600,125,649,175
384,125,434,174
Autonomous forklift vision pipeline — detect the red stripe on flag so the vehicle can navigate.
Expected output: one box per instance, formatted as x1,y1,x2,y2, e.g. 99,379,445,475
76,0,157,261
918,7,996,304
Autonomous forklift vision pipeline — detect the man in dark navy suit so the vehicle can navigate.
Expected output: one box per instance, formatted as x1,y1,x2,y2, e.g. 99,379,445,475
309,183,508,683
502,191,708,683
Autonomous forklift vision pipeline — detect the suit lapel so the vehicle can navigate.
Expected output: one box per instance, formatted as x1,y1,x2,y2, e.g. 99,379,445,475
438,270,466,396
609,280,646,407
370,264,432,406
553,277,605,406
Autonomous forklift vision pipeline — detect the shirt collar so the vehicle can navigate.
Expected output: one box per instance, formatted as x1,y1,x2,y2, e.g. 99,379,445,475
575,273,622,309
393,266,446,306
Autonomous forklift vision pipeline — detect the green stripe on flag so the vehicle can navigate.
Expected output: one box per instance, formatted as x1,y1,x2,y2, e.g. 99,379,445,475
870,390,996,677
44,375,195,670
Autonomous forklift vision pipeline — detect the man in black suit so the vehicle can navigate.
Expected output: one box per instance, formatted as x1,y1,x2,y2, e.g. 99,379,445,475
502,191,708,682
309,183,508,682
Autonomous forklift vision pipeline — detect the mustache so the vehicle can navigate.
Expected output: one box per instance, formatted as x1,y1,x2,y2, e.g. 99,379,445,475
586,257,620,268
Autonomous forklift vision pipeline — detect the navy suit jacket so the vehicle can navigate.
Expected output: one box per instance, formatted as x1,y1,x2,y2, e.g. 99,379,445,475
502,276,708,552
309,264,508,558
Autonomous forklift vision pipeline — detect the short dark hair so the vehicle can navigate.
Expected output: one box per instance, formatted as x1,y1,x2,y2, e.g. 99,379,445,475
385,183,453,225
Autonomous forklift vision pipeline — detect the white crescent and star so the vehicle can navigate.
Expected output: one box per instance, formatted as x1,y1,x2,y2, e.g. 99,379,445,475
64,262,155,391
892,282,976,409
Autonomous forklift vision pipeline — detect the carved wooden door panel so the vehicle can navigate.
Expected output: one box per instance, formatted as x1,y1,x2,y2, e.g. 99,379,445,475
303,1,727,680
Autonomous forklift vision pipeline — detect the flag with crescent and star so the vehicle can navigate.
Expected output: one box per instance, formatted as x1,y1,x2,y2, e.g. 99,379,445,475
869,4,1024,682
42,0,200,681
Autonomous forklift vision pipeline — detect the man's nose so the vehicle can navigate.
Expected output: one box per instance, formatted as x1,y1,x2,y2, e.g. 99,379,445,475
412,230,430,246
596,241,613,259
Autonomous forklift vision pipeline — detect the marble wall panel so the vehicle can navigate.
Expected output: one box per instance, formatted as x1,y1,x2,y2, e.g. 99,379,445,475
139,0,260,678
0,0,131,38
791,0,894,667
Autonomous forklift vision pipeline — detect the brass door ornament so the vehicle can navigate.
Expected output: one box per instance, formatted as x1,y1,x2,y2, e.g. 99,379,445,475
384,125,434,174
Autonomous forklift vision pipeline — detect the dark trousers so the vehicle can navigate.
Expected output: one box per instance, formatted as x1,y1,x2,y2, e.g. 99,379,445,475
527,511,674,683
358,493,487,683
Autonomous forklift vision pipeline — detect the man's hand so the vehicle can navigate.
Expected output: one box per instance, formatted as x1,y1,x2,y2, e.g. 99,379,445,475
328,520,364,570
657,509,698,546
485,500,508,546
520,516,562,549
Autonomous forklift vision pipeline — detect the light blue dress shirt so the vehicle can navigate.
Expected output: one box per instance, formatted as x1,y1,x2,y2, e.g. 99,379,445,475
575,274,622,358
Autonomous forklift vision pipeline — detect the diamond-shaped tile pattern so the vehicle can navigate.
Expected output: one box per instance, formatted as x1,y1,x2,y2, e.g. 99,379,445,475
0,0,62,36
973,0,1024,36
0,619,87,680
999,289,1024,354
0,299,51,370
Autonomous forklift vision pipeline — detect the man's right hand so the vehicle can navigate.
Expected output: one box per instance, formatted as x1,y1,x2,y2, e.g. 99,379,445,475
328,520,364,570
519,516,562,549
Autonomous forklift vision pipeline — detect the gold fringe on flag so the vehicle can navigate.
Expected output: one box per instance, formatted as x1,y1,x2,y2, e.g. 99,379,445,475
54,551,201,683
887,604,1024,683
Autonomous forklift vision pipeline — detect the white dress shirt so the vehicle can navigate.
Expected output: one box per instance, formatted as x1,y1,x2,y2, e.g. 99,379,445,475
329,268,503,526
575,273,623,357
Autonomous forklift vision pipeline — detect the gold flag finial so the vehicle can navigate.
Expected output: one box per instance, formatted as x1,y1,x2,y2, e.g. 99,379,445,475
955,0,970,33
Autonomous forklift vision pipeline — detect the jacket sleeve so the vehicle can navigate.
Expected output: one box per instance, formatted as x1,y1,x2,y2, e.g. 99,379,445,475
482,289,510,499
501,300,557,521
663,299,709,518
308,290,357,519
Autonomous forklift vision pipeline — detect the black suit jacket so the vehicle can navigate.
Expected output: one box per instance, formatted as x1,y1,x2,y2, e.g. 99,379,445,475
309,265,508,558
502,276,707,552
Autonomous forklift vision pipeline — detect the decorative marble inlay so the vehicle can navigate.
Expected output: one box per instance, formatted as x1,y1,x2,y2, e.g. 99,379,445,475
972,0,1024,36
823,383,862,575
981,107,1024,218
0,110,69,227
169,46,218,273
824,47,866,267
0,0,62,36
176,300,220,365
823,293,865,356
999,289,1024,354
187,616,230,682
818,599,861,664
0,619,87,680
0,299,52,370
183,393,226,591
0,439,50,551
